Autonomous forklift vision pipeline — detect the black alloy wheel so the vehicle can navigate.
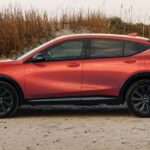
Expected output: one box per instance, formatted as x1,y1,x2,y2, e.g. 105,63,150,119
0,81,19,118
126,80,150,117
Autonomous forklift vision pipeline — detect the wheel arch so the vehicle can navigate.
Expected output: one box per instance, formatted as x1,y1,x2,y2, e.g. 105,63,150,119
0,74,24,105
120,72,150,104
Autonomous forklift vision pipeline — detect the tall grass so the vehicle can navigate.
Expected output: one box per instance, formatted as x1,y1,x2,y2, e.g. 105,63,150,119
0,6,150,58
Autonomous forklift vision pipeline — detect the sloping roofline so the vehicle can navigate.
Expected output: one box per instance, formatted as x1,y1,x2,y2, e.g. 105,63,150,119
18,33,149,61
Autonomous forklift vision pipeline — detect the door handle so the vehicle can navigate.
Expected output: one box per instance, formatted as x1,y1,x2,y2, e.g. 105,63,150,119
124,60,136,64
67,63,80,67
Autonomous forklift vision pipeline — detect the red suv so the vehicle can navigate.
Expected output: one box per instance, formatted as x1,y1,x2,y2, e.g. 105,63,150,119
0,34,150,118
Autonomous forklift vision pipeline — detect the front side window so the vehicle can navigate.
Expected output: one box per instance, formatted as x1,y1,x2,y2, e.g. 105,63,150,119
41,40,84,61
88,39,123,58
124,41,150,56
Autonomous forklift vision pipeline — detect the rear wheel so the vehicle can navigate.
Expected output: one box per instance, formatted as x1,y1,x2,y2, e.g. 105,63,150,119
126,79,150,117
0,81,19,118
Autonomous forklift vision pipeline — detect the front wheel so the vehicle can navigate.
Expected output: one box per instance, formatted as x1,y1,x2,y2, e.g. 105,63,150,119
0,81,19,118
126,79,150,117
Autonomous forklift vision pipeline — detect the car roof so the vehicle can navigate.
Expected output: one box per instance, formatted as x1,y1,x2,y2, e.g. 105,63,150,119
19,33,149,61
56,33,150,42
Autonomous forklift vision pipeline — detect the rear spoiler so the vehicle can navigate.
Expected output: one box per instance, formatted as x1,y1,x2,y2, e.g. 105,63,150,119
127,32,150,42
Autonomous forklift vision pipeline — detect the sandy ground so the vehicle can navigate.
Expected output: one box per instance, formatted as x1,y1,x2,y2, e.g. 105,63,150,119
0,105,150,150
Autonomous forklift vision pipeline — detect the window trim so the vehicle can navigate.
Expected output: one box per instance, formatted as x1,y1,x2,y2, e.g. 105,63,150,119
25,38,150,63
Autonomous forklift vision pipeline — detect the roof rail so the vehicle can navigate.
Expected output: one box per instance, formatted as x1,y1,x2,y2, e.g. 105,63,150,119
127,33,137,37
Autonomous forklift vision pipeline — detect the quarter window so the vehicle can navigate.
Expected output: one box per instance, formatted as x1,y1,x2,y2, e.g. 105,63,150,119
124,41,149,56
89,39,123,58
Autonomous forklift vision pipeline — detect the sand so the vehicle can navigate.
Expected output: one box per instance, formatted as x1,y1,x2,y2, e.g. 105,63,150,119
0,105,150,150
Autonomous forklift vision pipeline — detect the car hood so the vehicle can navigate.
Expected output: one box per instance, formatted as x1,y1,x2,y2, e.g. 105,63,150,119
0,59,13,62
0,59,22,65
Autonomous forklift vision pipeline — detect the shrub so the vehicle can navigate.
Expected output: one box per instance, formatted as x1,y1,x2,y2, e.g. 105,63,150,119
0,6,149,58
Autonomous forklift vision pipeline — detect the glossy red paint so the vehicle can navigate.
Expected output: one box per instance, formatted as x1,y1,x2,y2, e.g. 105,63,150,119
82,54,142,96
0,34,150,100
24,59,83,99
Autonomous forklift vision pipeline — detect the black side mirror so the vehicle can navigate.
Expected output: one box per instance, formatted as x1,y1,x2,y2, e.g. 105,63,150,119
32,53,45,62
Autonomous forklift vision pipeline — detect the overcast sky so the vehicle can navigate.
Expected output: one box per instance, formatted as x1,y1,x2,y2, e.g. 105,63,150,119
0,0,149,24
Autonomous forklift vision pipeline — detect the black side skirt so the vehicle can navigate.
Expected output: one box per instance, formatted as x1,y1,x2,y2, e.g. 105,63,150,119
24,95,121,105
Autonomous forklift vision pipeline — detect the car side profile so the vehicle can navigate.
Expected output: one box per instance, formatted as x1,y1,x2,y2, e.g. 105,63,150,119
0,33,150,118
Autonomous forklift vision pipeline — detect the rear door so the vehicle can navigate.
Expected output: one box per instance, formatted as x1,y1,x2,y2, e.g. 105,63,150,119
82,38,141,98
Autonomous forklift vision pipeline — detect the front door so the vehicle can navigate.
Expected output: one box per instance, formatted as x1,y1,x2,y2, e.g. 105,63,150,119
24,39,86,99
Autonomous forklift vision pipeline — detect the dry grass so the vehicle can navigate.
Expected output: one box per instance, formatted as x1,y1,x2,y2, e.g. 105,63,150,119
0,6,150,58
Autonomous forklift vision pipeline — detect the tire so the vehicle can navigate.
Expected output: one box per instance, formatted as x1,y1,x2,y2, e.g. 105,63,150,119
0,81,19,118
126,79,150,117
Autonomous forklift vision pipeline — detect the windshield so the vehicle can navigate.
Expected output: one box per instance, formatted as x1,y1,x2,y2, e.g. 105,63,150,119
17,38,57,60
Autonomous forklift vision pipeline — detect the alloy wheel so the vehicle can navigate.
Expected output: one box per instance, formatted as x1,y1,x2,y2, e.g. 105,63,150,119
0,86,13,115
131,84,150,114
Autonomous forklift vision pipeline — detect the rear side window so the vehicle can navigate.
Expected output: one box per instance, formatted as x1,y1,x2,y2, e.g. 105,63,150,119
89,39,123,58
124,41,149,56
